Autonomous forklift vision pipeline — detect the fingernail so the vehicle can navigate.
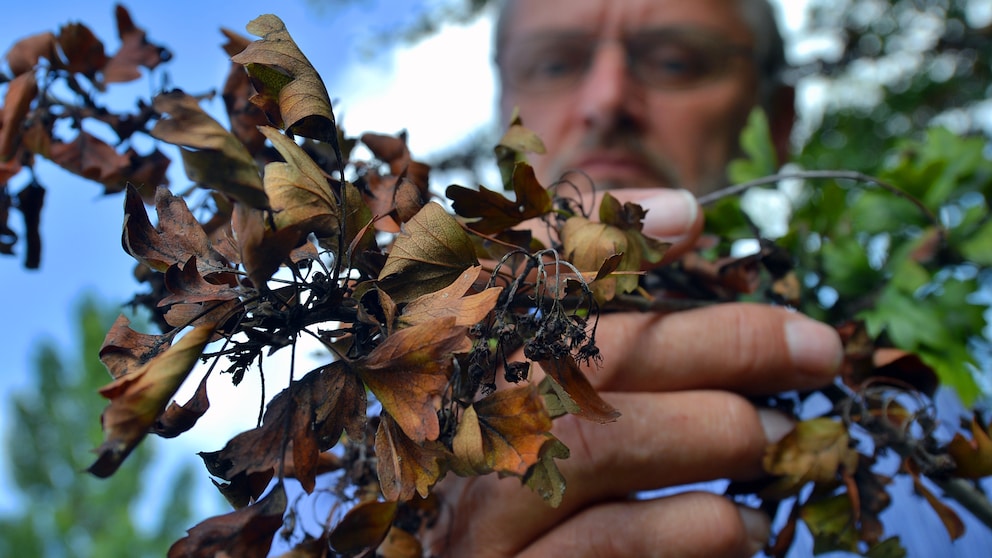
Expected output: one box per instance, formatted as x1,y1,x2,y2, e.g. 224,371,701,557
738,506,771,556
639,189,698,240
784,316,843,383
758,408,795,444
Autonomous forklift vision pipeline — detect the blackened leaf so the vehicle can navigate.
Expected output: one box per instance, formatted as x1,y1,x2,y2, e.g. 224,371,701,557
16,182,44,269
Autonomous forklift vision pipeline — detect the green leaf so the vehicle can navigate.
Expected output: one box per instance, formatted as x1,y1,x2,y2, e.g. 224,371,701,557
959,219,992,265
727,108,777,184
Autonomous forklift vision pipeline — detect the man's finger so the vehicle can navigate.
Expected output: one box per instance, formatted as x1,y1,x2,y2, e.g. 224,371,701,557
518,493,769,558
585,303,842,393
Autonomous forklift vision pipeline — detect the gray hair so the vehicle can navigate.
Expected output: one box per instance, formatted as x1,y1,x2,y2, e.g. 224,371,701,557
493,0,789,107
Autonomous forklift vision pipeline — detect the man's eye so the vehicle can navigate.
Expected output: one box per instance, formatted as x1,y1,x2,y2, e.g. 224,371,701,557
639,46,711,83
528,54,584,80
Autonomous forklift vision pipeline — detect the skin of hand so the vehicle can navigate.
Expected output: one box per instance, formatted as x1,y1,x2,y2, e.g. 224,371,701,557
427,189,844,557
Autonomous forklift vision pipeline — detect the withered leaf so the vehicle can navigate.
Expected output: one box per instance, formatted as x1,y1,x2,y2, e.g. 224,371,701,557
446,163,552,235
123,184,229,274
46,131,133,188
201,362,366,494
538,356,620,423
378,202,479,303
946,414,992,479
99,313,173,379
329,500,398,556
452,384,553,477
221,28,269,154
400,266,502,328
0,72,38,162
259,125,340,241
102,5,171,84
494,111,546,189
523,437,570,507
375,413,447,502
152,371,210,438
800,494,860,554
233,15,338,144
57,23,109,78
168,483,287,558
377,527,423,558
150,90,268,209
90,324,215,477
909,469,966,541
0,190,16,255
16,182,44,269
160,256,241,306
232,203,302,288
356,319,471,442
560,217,635,302
5,31,59,76
761,418,859,499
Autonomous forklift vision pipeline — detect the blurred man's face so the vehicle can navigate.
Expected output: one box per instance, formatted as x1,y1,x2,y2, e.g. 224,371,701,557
498,0,762,195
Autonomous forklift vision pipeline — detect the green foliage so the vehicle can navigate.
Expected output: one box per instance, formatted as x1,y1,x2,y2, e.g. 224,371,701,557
0,295,203,558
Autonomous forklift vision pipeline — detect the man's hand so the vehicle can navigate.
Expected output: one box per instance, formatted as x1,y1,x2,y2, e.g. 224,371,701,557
428,190,843,557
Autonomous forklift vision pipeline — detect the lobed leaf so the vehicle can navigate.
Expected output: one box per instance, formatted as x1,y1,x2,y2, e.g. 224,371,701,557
378,202,479,302
451,384,554,477
356,319,471,442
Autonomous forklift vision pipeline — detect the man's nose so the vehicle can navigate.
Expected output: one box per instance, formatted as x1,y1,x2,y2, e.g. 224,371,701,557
578,43,643,131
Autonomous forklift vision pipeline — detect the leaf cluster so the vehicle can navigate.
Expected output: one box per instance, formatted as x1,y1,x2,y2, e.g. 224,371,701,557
2,5,992,558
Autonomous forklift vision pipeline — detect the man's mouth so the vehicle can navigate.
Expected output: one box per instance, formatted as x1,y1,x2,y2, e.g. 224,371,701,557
564,152,670,188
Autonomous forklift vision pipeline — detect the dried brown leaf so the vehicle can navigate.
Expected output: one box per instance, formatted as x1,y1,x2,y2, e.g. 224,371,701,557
328,500,398,556
400,266,501,328
90,324,215,477
201,363,366,494
99,313,172,379
5,32,59,76
375,413,447,501
57,23,109,78
102,5,170,84
947,414,992,479
0,72,38,161
168,483,287,558
259,125,340,240
446,163,552,234
122,185,229,274
150,90,268,209
233,15,338,143
378,202,479,303
452,384,554,476
761,418,860,499
356,319,471,442
537,356,620,423
152,372,210,438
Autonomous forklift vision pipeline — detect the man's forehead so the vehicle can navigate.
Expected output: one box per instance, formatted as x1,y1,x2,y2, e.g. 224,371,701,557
503,0,754,44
